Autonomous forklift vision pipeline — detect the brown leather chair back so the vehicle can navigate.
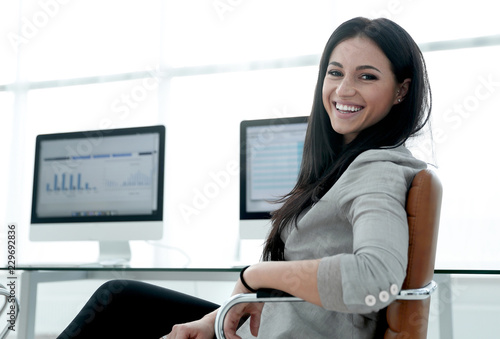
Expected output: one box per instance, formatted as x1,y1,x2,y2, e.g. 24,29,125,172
384,169,443,339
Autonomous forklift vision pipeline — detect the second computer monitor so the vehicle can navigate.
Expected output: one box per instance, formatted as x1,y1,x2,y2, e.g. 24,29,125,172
239,116,308,239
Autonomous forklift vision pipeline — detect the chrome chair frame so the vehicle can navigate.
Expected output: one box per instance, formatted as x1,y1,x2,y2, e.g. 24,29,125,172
215,281,437,339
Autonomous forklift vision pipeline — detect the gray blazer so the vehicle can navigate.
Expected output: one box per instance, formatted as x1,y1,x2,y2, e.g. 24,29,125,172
238,145,427,339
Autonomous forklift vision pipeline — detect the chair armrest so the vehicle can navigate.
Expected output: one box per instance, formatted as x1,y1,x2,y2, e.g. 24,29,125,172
214,289,302,339
396,280,437,300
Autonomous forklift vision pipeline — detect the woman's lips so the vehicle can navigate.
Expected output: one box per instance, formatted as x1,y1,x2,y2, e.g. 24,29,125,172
334,102,365,116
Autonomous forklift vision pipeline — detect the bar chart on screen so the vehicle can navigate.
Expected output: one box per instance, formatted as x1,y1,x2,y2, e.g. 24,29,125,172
45,173,96,192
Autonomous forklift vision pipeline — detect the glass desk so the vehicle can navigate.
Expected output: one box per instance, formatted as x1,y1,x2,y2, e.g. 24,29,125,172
2,266,499,339
3,265,241,339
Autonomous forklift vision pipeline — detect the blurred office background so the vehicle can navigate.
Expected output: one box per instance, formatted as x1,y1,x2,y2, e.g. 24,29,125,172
1,0,500,337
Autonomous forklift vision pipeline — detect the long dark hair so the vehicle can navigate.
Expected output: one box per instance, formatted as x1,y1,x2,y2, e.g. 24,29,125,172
262,17,432,261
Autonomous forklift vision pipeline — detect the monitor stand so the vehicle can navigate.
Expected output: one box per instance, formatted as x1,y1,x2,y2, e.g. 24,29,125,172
98,241,131,266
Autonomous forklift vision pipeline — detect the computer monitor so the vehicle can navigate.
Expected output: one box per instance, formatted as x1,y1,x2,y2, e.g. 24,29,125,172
239,116,308,240
30,125,165,264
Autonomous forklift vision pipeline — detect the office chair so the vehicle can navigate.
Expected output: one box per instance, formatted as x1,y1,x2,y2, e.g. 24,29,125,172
0,283,20,339
215,169,443,339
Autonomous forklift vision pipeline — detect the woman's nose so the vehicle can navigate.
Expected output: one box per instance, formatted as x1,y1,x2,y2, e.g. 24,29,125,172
336,78,356,97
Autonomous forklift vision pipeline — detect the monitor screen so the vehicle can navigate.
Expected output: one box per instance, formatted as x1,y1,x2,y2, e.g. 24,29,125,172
240,116,308,221
31,125,164,224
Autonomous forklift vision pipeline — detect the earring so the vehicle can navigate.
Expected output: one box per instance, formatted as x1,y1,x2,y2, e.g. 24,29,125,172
398,98,402,103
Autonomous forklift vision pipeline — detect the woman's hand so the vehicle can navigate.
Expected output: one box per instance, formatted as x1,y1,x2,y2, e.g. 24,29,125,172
163,316,215,339
217,274,264,338
223,302,264,339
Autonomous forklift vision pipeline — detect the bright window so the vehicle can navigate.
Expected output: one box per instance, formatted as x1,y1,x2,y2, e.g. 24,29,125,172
18,0,162,81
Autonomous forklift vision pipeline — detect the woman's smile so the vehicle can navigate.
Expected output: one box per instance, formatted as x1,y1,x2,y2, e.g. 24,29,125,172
334,102,365,116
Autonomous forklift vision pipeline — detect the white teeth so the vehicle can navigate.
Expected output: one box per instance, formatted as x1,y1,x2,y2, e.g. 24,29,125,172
336,103,362,112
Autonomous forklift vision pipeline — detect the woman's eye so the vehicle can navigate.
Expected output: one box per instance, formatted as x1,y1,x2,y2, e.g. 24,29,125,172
328,70,343,77
361,74,378,80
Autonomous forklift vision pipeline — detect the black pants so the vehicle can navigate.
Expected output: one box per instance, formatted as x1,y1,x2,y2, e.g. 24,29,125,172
57,280,220,339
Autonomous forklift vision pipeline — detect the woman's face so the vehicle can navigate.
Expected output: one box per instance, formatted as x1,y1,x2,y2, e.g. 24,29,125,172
322,36,410,144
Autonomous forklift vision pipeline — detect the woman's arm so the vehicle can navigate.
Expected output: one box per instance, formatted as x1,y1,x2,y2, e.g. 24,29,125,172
166,262,296,339
219,260,322,338
240,259,322,307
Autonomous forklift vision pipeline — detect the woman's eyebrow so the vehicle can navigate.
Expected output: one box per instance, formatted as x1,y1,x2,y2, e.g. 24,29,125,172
328,61,382,74
328,61,343,68
356,65,382,73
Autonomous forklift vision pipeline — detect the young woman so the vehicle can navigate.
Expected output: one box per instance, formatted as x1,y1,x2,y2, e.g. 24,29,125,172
58,16,431,339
